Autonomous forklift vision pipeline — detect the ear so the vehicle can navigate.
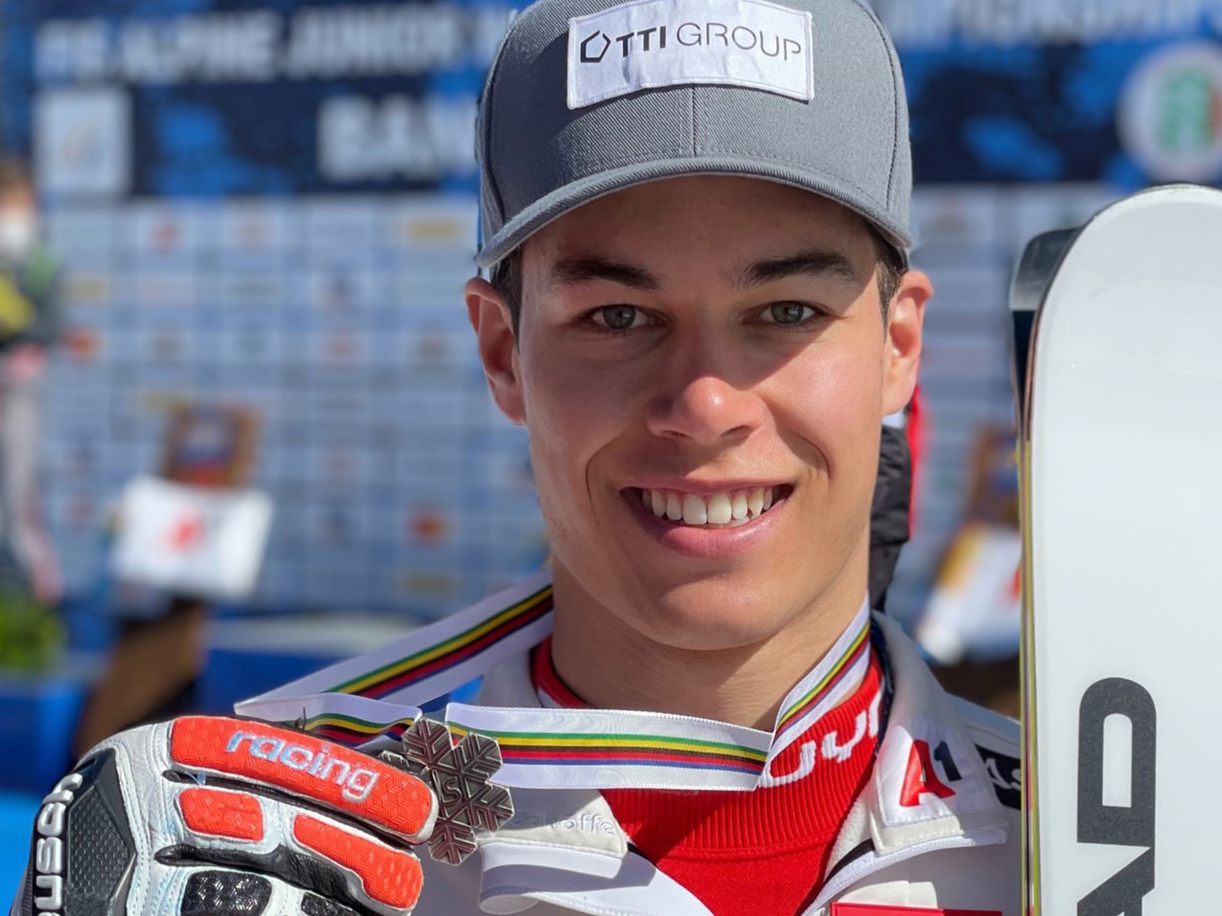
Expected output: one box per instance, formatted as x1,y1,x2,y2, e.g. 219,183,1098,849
465,276,526,424
881,268,931,415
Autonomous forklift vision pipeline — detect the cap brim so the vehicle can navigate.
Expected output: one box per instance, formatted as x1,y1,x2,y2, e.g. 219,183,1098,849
476,156,912,270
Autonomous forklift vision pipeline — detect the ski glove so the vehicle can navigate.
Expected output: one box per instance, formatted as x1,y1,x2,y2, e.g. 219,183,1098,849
12,715,437,916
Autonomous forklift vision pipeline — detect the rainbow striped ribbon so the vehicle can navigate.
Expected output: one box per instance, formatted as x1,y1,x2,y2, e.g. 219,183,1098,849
238,570,555,714
241,692,424,750
771,610,873,757
445,705,770,791
236,572,873,791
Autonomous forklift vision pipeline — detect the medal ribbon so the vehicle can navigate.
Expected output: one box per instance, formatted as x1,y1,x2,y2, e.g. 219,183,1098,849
237,572,873,791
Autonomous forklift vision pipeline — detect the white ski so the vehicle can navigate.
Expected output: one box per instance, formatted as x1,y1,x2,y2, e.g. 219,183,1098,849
1018,184,1222,913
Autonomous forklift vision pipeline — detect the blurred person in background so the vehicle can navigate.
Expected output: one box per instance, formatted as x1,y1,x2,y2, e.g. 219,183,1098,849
0,158,61,608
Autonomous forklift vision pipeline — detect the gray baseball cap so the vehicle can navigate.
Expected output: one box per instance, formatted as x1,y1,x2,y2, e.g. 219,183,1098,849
475,0,911,269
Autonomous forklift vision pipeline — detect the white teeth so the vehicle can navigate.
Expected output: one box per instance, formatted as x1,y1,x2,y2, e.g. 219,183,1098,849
682,494,708,525
650,489,666,518
748,488,764,517
638,486,782,528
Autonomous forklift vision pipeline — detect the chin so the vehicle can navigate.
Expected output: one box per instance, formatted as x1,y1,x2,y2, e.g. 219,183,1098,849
628,577,806,653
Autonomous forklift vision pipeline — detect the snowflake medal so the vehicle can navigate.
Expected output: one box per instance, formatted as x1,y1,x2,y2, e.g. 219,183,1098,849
381,717,515,866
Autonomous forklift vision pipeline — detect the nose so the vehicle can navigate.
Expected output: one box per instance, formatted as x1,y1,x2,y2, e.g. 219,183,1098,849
645,363,767,447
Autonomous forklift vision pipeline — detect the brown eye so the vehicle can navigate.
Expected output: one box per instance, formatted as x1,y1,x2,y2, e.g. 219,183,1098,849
769,302,813,325
599,306,640,331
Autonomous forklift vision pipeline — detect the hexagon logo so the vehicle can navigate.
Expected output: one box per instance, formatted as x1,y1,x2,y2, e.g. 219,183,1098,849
1120,42,1222,182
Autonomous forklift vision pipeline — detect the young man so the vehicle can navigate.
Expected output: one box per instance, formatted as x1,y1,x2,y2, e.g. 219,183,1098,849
13,1,1020,914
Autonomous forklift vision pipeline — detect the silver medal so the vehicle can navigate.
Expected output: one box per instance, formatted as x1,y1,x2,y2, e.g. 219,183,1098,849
390,717,515,866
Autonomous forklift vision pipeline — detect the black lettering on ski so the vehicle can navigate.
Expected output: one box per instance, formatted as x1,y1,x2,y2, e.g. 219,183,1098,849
1076,678,1156,915
1078,849,1153,916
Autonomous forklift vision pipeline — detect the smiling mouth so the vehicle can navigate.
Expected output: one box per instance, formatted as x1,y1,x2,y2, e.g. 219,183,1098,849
628,485,792,529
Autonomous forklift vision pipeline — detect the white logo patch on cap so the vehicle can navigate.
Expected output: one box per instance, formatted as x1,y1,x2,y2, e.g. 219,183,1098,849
567,0,814,110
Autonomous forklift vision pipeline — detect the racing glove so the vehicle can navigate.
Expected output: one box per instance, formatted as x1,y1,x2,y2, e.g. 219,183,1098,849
11,715,437,915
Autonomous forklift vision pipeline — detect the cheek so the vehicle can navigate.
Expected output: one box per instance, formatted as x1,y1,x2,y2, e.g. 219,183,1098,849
519,352,638,507
768,342,883,480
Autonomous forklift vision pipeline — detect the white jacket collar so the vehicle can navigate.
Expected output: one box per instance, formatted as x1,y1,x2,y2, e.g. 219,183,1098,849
466,614,1012,915
866,613,1009,845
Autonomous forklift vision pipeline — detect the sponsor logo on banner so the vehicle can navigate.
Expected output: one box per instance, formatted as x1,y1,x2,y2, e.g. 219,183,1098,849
235,217,270,249
1121,42,1222,182
408,508,451,545
316,446,365,484
387,200,478,250
132,202,211,253
145,329,188,364
909,189,1001,251
35,88,130,197
408,332,462,372
831,905,1002,916
309,264,373,314
133,272,198,308
322,270,357,311
62,271,113,307
316,329,367,367
222,202,288,251
567,0,813,109
63,327,103,363
220,272,285,310
150,216,181,252
221,326,279,363
305,201,378,251
398,570,461,604
314,505,356,545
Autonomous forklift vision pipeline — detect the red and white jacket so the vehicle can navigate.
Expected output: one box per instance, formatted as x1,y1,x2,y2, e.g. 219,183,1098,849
413,612,1021,916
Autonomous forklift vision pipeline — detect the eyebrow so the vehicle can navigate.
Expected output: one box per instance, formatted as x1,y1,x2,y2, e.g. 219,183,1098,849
737,249,863,288
548,248,863,291
550,257,661,290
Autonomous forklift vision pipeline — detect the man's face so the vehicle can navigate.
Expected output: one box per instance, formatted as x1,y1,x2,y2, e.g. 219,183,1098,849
469,176,927,651
0,185,35,220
